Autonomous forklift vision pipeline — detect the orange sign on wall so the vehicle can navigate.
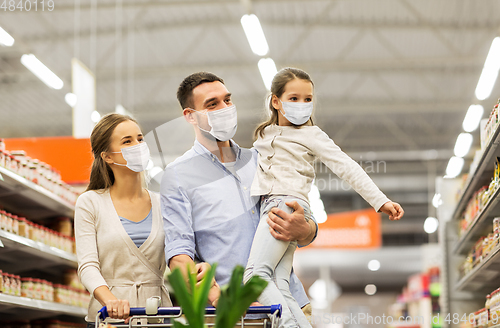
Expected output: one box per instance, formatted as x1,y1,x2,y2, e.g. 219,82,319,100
5,136,93,184
306,208,381,249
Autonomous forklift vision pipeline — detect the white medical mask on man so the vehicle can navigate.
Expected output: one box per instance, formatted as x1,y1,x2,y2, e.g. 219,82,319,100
195,104,238,142
111,142,151,172
280,100,313,126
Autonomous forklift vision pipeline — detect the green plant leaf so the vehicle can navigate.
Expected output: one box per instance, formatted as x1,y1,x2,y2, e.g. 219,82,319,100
215,266,268,328
168,264,217,328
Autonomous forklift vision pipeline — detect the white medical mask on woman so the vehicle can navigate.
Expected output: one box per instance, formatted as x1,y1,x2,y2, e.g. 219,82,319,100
111,142,151,172
196,104,238,141
280,100,314,126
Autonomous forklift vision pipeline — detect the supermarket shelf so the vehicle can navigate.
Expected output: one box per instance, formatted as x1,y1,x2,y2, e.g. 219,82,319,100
452,125,500,221
0,230,77,273
453,186,500,255
0,293,87,320
0,166,74,220
455,245,500,293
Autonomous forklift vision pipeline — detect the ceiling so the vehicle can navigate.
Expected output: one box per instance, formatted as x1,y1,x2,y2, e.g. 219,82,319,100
1,0,500,290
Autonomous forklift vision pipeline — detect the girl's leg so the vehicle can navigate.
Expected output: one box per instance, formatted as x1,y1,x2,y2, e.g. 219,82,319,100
274,239,311,328
244,196,299,327
244,196,312,328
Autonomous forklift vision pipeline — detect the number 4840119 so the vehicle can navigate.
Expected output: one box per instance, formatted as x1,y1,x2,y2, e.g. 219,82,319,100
1,0,55,11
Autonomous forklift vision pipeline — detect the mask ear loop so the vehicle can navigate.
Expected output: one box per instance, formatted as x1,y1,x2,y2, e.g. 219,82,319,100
189,108,213,135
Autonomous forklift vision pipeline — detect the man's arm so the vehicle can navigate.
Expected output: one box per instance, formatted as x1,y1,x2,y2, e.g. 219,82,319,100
266,201,318,246
161,167,220,303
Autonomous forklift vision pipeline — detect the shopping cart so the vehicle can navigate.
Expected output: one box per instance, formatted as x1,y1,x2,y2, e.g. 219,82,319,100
96,303,282,328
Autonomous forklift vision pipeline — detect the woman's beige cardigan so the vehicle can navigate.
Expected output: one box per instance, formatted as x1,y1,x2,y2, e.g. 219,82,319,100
75,189,171,322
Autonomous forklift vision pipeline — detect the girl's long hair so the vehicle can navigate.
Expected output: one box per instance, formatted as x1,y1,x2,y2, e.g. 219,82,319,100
86,113,139,192
254,67,315,139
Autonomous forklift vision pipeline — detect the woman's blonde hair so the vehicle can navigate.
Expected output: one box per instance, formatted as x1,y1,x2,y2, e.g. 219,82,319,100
86,113,139,192
254,67,314,139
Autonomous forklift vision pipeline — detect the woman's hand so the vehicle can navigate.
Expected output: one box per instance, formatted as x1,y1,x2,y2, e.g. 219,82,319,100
105,298,130,320
380,202,404,221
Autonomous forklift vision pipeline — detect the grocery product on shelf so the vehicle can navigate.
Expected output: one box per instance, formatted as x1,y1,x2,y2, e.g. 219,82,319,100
459,217,500,278
480,99,500,151
3,320,86,328
1,270,90,309
0,147,79,205
0,209,75,253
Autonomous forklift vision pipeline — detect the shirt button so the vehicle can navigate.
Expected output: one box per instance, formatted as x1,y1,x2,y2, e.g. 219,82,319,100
244,187,247,190
252,210,255,214
212,158,215,162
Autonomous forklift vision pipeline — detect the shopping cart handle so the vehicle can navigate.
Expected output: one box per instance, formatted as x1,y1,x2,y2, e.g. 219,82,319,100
98,306,182,320
205,305,282,318
98,304,282,320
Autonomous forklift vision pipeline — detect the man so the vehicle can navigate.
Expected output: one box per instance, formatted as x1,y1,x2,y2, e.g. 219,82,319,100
161,72,317,315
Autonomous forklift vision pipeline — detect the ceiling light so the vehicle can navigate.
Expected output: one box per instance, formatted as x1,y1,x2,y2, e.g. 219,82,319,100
258,58,277,91
65,93,77,107
91,111,101,123
424,217,439,234
240,14,269,56
21,54,63,90
432,193,443,208
367,260,380,271
454,133,473,158
445,156,464,178
0,26,15,47
364,284,377,296
463,105,484,132
116,104,126,114
308,183,327,224
475,37,500,101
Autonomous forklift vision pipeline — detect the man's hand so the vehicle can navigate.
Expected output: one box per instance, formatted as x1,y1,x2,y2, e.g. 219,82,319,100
170,255,220,307
380,201,404,221
267,201,316,245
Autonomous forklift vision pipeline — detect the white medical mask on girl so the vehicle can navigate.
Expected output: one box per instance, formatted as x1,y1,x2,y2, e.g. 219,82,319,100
111,142,151,172
279,100,314,126
195,104,238,141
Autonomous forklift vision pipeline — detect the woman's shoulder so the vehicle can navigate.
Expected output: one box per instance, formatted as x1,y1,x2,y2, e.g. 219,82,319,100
148,190,161,203
75,189,108,207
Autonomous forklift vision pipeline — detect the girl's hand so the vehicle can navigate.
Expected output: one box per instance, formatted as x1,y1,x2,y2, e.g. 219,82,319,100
105,298,130,320
380,202,404,221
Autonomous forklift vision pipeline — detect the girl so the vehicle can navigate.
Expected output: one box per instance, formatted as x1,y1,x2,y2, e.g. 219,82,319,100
244,68,404,328
75,113,172,327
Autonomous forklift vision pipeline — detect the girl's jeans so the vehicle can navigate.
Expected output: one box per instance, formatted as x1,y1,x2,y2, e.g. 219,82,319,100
244,195,312,328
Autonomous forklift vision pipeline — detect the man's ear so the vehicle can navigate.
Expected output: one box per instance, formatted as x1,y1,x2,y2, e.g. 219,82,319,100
101,151,114,165
183,108,197,125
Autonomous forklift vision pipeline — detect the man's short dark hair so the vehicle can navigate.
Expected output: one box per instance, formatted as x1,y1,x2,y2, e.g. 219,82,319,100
177,72,224,110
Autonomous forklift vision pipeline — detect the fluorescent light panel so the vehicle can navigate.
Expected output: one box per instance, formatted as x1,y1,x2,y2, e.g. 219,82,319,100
241,14,269,56
424,217,439,234
446,156,464,178
65,93,77,107
463,104,484,132
454,133,473,158
21,54,63,90
258,58,277,91
0,26,14,46
475,37,500,100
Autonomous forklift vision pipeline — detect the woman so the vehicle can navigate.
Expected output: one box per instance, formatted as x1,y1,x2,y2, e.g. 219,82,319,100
75,113,172,327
